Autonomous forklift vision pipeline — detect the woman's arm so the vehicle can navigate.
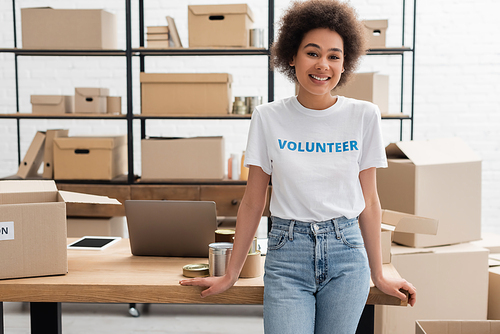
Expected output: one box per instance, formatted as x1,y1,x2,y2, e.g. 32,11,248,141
358,167,417,307
179,165,270,297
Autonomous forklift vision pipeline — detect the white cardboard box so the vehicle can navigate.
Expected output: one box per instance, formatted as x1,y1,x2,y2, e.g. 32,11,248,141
375,243,489,334
377,137,482,248
416,320,500,334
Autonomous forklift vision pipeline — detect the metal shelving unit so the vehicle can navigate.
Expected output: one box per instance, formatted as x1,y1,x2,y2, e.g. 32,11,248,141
1,0,415,185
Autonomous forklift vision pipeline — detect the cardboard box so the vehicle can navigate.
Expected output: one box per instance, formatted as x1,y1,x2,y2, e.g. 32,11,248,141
21,7,117,50
53,135,127,180
146,40,170,48
43,129,69,179
106,96,121,114
380,209,438,263
377,137,482,248
188,4,254,47
375,243,489,334
472,232,500,254
75,88,109,114
140,73,233,116
416,320,500,334
489,266,500,320
363,20,388,49
31,95,74,114
147,26,169,34
331,72,389,114
141,136,225,180
67,216,127,238
16,131,45,179
0,180,120,280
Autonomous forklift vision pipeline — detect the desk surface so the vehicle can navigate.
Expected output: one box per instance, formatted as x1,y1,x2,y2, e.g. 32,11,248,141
0,239,406,306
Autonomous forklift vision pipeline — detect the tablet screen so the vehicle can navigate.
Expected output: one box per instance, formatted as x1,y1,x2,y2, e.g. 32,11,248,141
67,236,121,250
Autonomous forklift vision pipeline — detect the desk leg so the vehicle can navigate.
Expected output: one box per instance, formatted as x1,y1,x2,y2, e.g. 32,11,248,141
30,302,62,334
1,302,4,334
356,305,374,334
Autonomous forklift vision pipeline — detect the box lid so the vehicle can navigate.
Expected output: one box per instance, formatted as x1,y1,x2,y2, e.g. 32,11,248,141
59,190,121,205
0,180,57,194
75,88,110,98
53,135,126,150
140,73,232,84
385,137,481,166
381,209,438,235
30,95,66,105
188,4,254,22
363,19,388,30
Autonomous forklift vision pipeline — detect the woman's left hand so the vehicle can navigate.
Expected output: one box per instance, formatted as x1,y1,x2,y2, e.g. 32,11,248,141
374,276,416,307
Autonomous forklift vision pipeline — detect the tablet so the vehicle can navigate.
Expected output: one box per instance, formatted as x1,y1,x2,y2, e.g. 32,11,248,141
67,236,121,250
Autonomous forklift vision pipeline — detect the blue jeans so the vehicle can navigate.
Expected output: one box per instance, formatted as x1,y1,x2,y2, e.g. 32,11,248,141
263,216,370,334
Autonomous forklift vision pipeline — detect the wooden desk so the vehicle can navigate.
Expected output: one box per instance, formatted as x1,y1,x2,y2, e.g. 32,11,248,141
0,239,406,334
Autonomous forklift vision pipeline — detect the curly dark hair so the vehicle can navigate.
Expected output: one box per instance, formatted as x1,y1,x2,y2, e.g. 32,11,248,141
271,0,367,88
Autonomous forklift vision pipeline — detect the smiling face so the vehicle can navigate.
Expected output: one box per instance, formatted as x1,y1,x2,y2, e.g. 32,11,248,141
290,28,345,110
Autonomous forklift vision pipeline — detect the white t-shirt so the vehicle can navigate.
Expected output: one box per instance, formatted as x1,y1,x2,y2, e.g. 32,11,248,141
244,96,388,222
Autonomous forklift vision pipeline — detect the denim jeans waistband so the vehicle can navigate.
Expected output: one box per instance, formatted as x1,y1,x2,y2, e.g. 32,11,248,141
270,216,358,235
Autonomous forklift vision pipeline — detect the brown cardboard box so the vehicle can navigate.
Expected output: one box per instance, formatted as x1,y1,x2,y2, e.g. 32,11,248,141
42,129,69,179
380,209,438,263
188,4,254,47
75,88,109,114
147,26,169,34
377,137,482,248
363,20,388,49
106,96,121,114
416,320,500,334
331,72,389,114
53,135,127,180
375,243,489,334
140,73,233,116
31,95,74,114
67,216,127,238
21,7,117,50
489,266,500,320
16,131,45,179
141,136,225,180
0,180,121,280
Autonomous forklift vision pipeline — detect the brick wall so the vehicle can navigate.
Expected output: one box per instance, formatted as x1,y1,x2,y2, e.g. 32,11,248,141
1,0,499,232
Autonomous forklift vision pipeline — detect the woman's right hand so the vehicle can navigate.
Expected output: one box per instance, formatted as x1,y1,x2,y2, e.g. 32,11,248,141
179,274,238,298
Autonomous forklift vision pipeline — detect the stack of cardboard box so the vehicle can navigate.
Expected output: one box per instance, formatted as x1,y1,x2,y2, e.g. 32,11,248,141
16,131,127,181
146,26,170,48
31,88,121,115
374,137,488,334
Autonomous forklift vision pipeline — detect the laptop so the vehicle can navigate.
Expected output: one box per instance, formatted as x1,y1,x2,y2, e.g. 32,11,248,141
125,200,217,257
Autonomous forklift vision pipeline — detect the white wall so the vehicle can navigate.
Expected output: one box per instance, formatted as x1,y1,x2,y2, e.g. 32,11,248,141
1,0,499,233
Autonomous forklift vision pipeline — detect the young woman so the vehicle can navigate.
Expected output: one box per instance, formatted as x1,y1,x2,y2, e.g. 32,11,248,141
180,0,416,332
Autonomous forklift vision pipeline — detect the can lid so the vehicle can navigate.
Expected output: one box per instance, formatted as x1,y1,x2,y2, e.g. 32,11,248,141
209,242,234,249
215,229,235,235
182,263,210,278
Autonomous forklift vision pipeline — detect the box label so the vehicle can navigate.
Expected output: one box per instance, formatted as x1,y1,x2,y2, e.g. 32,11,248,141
0,221,14,241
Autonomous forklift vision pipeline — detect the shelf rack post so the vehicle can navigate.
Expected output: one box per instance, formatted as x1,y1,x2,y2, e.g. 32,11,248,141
12,0,21,165
126,0,135,183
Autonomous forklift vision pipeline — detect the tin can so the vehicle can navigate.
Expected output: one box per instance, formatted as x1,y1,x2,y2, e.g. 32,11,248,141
182,263,210,278
209,242,233,277
250,28,265,48
215,229,235,243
